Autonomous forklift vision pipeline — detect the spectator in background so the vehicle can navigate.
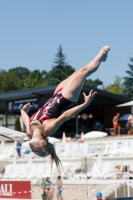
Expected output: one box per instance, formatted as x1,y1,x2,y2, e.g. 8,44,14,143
81,125,88,133
42,177,53,200
74,133,84,143
75,133,81,140
106,164,120,179
41,178,46,200
56,176,63,200
95,192,105,200
16,141,22,157
127,113,133,134
108,165,120,174
112,113,121,135
129,166,133,179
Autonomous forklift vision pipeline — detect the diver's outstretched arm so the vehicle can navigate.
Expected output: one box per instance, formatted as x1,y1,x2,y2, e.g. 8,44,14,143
54,90,96,128
21,109,30,129
20,103,32,138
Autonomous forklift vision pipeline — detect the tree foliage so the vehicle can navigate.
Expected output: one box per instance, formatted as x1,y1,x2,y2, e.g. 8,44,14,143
0,70,7,92
46,46,75,85
0,70,22,92
15,117,21,131
0,45,104,93
0,67,48,92
85,78,103,88
105,76,123,95
122,57,133,98
9,67,30,80
24,70,48,88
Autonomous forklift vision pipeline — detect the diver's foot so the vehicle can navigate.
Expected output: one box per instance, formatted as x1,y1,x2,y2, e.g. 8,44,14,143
101,45,110,62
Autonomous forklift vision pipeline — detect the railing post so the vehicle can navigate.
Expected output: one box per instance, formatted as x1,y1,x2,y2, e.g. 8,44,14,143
124,184,126,197
88,188,91,200
114,184,117,198
127,184,130,197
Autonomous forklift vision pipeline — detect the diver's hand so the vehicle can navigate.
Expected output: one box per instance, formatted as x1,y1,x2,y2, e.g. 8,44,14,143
22,103,31,113
83,90,97,106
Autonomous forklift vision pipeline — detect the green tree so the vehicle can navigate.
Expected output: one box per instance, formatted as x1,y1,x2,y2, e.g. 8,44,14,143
9,67,30,80
9,67,30,88
0,71,22,92
0,70,7,92
15,117,21,131
46,46,75,85
105,76,123,95
24,70,48,88
122,57,133,98
85,78,103,88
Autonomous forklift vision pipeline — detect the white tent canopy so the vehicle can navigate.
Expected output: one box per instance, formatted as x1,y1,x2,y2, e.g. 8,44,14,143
0,126,29,142
0,135,12,141
61,132,67,145
83,131,107,139
116,100,133,107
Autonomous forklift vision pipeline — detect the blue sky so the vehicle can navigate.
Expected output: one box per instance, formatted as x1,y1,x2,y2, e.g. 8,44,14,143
0,0,133,86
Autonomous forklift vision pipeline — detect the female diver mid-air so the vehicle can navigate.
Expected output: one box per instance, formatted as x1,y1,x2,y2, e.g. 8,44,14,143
21,46,110,170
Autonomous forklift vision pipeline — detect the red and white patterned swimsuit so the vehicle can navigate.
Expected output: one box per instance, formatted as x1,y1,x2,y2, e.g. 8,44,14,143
29,88,75,124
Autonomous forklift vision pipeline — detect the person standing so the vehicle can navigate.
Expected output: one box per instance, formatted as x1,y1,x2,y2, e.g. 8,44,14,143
112,113,121,135
16,141,22,157
42,177,53,200
56,176,63,200
127,113,133,134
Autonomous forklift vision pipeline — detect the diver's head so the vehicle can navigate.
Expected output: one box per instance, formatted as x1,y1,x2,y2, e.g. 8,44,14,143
29,125,47,154
29,134,47,155
29,138,47,154
29,128,62,172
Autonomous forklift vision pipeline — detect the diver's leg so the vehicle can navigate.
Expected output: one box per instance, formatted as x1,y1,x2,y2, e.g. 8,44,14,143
62,46,110,102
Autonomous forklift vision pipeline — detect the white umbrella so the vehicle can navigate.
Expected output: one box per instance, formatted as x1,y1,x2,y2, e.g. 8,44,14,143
0,141,5,149
0,135,12,141
81,132,84,140
61,132,67,146
116,100,133,107
83,131,107,139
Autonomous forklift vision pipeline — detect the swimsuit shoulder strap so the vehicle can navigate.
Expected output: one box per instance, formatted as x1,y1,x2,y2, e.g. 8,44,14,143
30,120,46,136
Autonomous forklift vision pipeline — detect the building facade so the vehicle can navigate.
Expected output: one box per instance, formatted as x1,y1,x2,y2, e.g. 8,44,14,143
0,85,131,137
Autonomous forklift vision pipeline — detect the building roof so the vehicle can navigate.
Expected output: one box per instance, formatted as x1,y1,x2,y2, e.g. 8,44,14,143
0,85,56,100
0,85,131,113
